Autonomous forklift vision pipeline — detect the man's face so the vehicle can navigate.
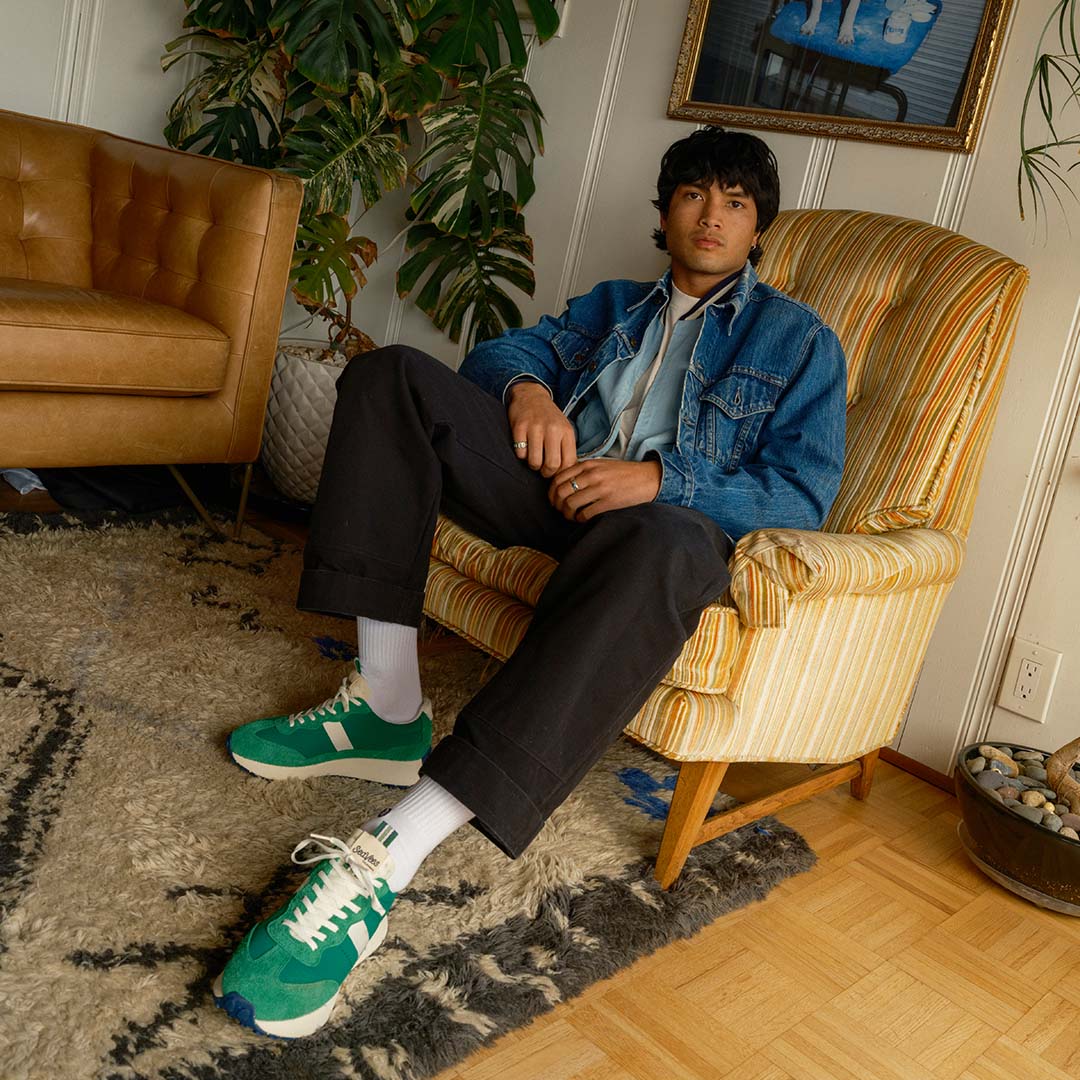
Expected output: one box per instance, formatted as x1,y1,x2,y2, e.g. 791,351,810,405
660,180,760,297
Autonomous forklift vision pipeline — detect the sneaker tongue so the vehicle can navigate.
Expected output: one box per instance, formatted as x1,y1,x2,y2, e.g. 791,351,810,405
346,665,371,699
346,828,393,880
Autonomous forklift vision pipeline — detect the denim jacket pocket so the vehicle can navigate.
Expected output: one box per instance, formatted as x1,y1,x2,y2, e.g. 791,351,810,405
551,327,601,370
699,371,785,468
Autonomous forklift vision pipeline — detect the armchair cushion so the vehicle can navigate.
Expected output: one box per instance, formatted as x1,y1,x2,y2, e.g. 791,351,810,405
729,526,966,628
429,516,742,693
0,278,228,394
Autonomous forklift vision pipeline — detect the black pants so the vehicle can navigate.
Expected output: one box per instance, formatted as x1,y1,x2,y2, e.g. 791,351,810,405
299,346,733,857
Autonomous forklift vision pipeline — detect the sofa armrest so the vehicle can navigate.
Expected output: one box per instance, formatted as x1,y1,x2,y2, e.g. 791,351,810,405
729,527,966,629
89,134,303,461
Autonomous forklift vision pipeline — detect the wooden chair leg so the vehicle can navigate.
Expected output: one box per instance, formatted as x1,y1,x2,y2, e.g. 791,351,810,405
850,748,880,800
655,760,729,890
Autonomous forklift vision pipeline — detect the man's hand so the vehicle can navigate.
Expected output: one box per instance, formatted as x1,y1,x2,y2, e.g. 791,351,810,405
507,381,577,477
549,458,662,522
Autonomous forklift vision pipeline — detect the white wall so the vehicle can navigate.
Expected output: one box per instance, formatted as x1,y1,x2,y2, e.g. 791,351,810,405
0,1,188,137
5,0,1078,772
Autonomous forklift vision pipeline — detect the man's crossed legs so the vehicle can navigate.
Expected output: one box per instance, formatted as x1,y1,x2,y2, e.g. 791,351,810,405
213,346,733,1037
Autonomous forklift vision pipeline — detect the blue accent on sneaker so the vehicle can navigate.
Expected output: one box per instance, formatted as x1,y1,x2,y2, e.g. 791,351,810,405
214,990,286,1039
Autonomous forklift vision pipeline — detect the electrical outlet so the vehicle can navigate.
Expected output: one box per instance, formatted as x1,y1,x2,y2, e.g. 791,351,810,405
997,638,1062,722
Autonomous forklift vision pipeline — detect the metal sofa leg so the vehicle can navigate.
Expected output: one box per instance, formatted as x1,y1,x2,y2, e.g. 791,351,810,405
234,462,254,540
655,761,730,890
167,465,223,536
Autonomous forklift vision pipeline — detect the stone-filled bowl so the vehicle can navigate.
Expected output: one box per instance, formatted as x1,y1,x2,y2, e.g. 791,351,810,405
955,741,1080,914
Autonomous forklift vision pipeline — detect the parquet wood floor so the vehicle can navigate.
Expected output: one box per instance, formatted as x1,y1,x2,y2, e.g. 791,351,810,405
435,761,1080,1080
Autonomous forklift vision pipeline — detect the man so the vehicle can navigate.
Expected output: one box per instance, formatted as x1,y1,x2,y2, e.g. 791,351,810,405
214,127,847,1038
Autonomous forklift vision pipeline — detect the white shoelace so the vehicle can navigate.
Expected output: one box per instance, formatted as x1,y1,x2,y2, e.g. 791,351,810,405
280,834,387,950
285,677,363,727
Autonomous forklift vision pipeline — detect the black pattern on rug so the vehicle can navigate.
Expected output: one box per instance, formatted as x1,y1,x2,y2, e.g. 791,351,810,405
0,660,92,955
0,517,815,1080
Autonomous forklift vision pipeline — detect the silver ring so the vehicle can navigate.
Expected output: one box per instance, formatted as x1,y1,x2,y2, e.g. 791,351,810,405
512,441,528,449
570,479,580,492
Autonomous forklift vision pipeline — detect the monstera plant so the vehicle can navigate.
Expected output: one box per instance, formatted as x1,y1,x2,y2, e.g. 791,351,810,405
163,0,559,354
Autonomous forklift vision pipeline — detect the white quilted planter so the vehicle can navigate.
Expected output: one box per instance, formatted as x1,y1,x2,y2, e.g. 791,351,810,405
261,341,348,504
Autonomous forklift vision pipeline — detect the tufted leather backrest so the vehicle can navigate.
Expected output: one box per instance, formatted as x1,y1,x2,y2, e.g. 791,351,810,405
0,112,95,286
758,210,1028,538
89,134,281,424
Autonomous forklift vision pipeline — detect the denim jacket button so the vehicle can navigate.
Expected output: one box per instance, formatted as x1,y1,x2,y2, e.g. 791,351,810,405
588,361,597,371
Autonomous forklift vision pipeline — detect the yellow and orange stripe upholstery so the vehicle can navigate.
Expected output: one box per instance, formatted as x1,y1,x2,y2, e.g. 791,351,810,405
423,210,1028,767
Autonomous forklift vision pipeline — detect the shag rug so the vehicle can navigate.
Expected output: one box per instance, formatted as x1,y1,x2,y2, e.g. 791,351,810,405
0,513,815,1080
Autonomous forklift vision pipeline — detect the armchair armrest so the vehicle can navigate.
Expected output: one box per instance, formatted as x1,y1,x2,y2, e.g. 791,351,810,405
729,527,966,628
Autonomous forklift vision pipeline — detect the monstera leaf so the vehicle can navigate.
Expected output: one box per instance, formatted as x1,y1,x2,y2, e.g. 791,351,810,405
181,0,274,37
283,74,408,216
411,66,543,240
292,213,378,307
420,0,559,74
383,47,444,119
397,201,535,346
173,102,273,163
163,31,285,151
269,0,398,91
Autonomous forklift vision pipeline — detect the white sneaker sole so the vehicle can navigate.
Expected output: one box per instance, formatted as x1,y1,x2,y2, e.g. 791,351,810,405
213,916,389,1039
230,752,424,786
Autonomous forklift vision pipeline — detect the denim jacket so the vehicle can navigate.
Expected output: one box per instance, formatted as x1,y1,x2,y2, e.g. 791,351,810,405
460,262,847,541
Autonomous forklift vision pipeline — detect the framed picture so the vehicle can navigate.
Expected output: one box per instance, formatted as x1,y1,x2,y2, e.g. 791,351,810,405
669,0,1015,151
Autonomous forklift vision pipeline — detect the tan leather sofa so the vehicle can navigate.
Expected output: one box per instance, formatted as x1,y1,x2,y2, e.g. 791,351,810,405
0,109,302,516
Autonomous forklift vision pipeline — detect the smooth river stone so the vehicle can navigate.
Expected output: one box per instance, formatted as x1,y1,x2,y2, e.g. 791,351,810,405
998,786,1021,801
1061,827,1079,841
1014,805,1045,825
1042,814,1064,833
968,756,987,775
1021,791,1046,807
1014,750,1045,762
1059,814,1080,831
1022,766,1049,782
978,771,1008,791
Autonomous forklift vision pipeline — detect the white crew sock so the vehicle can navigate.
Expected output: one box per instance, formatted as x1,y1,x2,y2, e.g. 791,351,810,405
364,776,475,892
355,616,423,724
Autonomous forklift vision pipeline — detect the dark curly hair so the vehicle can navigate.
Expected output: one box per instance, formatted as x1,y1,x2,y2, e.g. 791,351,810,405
652,127,780,267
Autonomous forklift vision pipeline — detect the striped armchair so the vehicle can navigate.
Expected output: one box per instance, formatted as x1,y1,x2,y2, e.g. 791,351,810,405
423,209,1029,888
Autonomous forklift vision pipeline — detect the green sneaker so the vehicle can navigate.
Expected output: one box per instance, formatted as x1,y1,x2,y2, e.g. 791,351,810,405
213,825,398,1038
228,661,432,786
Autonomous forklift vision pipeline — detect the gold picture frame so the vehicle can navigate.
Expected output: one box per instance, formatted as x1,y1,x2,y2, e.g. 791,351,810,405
669,0,1014,151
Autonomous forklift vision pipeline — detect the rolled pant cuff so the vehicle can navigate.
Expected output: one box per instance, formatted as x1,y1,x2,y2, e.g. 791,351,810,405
297,568,424,625
421,733,547,859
